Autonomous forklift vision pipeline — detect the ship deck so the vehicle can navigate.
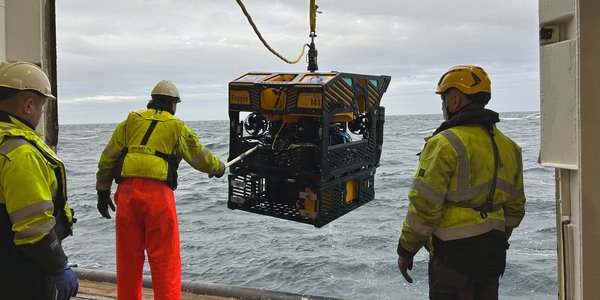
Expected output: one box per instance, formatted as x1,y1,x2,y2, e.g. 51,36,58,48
72,267,336,300
74,279,233,300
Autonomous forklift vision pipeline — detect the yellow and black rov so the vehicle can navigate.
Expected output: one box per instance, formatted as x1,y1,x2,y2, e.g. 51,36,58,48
227,71,390,227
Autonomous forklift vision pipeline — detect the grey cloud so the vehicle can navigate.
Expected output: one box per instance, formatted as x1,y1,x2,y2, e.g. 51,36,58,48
56,0,540,124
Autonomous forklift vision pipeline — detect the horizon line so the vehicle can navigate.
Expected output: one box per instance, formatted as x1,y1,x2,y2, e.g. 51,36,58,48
58,110,540,126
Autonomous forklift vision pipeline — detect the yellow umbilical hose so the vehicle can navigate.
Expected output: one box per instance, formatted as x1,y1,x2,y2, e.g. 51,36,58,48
309,0,316,33
235,0,317,65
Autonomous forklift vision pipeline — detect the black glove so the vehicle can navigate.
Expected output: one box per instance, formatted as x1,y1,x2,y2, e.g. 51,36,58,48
97,190,115,219
52,264,79,300
209,162,226,179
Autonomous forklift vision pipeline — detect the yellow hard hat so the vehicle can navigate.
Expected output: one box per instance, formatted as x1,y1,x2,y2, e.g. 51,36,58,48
0,62,55,99
435,65,491,95
151,80,180,102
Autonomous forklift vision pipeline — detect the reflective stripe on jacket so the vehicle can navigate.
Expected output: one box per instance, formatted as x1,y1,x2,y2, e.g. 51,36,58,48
96,109,224,190
399,124,525,255
0,115,73,246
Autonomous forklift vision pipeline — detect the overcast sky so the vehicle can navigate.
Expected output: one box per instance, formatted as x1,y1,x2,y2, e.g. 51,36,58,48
55,0,540,124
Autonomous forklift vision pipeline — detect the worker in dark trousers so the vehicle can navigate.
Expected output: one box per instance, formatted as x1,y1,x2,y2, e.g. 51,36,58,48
0,62,78,300
397,65,526,300
95,80,225,300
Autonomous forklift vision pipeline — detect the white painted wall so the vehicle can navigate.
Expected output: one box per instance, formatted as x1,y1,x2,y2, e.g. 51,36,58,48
540,0,600,299
0,0,6,62
5,0,42,64
578,1,600,298
1,0,49,135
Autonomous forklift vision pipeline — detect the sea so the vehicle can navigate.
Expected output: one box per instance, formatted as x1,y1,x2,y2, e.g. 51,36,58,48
58,111,555,300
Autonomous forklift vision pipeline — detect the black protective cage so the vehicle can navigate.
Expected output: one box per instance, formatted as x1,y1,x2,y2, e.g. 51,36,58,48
227,72,390,227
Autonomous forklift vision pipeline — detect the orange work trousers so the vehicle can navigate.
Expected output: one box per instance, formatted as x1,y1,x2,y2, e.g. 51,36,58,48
114,178,181,300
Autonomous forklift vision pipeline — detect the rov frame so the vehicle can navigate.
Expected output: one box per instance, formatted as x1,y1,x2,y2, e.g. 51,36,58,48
227,72,390,227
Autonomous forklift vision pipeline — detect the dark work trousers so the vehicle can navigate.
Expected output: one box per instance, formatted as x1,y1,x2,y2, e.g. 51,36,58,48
0,260,56,300
428,257,500,300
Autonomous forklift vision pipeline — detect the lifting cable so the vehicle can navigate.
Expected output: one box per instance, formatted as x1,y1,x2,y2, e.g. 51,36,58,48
235,0,317,65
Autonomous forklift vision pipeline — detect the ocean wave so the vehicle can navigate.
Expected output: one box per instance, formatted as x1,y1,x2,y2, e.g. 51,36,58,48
501,112,540,121
60,135,100,140
60,112,555,300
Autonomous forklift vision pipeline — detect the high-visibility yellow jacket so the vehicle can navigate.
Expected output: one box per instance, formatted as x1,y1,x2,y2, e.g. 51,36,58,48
399,124,525,257
0,111,74,273
96,109,224,191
